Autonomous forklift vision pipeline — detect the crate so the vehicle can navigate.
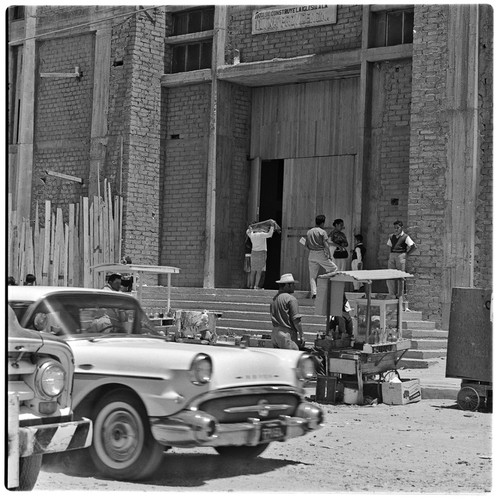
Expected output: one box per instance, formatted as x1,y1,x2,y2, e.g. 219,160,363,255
315,376,339,404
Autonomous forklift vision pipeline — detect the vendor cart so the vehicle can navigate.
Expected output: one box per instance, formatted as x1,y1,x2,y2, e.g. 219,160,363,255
446,287,492,412
91,263,180,311
314,269,413,404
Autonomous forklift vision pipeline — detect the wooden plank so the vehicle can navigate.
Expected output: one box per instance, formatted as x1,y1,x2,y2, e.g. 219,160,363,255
33,202,42,284
73,202,81,287
68,204,75,286
82,197,91,287
18,219,26,284
42,200,51,285
63,223,69,286
49,208,57,285
55,208,64,285
89,200,95,284
25,224,34,276
7,194,13,276
119,196,123,261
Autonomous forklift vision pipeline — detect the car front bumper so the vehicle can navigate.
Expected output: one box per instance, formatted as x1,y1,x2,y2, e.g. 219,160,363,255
17,417,93,457
150,401,323,448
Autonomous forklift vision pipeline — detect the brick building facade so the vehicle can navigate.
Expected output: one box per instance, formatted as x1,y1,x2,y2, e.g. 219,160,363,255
7,5,493,327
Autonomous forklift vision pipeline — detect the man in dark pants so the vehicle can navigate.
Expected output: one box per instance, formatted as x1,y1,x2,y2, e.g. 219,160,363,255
386,220,416,298
270,273,304,350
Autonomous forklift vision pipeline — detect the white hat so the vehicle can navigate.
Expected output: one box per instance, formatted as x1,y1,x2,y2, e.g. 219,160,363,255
276,273,299,284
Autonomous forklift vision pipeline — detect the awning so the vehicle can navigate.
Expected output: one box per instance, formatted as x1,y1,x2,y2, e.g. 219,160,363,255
318,269,413,283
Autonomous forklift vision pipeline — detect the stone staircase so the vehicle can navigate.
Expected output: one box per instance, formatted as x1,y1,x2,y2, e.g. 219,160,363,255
137,286,448,369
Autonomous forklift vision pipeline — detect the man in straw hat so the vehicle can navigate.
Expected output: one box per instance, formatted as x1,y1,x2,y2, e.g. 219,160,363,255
269,273,304,350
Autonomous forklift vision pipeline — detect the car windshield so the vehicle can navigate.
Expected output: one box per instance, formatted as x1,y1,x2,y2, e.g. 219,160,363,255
20,293,160,339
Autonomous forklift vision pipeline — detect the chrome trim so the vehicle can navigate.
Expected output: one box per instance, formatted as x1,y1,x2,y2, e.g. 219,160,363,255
188,385,303,410
224,402,291,416
150,401,323,448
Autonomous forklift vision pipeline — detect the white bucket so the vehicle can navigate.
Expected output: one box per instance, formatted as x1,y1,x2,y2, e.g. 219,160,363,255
343,387,359,404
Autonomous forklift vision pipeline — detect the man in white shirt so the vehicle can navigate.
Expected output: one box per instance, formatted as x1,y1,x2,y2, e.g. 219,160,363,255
246,223,274,289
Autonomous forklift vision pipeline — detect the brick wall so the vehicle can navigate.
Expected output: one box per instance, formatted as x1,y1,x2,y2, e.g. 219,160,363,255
363,60,412,278
160,84,211,287
120,10,165,275
33,33,94,219
408,5,493,325
408,5,451,322
225,5,362,64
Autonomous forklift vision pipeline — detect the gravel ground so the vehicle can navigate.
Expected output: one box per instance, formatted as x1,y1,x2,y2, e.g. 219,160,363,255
35,398,493,496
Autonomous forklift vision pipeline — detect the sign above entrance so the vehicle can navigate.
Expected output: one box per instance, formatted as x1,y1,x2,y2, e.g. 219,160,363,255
252,5,337,35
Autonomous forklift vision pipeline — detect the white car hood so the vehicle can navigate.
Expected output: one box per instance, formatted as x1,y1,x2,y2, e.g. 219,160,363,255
70,337,304,389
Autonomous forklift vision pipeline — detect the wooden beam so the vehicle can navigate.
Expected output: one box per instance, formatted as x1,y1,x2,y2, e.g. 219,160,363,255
15,6,36,221
46,170,83,183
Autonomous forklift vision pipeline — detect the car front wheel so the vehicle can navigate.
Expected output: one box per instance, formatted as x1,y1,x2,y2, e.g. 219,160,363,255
90,389,164,480
215,443,270,459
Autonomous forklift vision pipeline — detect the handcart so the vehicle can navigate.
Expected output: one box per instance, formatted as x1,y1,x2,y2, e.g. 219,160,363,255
314,269,413,404
446,287,492,412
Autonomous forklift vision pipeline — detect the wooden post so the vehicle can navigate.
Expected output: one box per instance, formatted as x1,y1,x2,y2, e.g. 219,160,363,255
365,281,372,343
42,201,51,285
83,197,91,287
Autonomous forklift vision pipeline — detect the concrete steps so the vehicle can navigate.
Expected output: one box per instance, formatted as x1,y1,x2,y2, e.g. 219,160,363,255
136,286,449,370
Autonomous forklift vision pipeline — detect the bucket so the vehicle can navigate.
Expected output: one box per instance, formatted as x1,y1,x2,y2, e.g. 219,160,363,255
343,387,359,404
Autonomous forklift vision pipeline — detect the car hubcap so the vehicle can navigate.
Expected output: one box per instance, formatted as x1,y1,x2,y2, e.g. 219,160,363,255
96,404,144,468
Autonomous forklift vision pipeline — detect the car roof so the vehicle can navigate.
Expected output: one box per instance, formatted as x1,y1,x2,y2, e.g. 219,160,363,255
7,286,127,302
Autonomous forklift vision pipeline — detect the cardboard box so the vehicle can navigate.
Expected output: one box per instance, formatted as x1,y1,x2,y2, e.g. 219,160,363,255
381,378,421,405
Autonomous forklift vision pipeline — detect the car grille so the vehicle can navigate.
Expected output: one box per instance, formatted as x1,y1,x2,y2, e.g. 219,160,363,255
198,392,300,423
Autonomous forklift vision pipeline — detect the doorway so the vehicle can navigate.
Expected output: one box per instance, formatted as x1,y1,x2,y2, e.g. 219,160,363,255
258,159,284,290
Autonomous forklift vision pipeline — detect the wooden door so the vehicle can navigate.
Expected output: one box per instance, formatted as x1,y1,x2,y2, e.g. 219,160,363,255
281,155,358,289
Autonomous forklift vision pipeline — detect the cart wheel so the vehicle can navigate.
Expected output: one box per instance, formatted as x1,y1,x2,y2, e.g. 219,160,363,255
457,386,480,411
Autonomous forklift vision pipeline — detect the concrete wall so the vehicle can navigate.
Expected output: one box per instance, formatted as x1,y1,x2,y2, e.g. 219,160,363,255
214,81,252,288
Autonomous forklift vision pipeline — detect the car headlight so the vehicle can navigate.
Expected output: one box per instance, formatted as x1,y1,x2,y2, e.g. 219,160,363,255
190,354,212,385
297,354,316,381
35,360,66,398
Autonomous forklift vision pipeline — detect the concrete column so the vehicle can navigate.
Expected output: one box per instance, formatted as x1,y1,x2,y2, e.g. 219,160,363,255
88,23,111,198
203,5,227,288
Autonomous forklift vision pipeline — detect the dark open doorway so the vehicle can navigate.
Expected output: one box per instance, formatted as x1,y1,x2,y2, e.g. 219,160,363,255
259,159,284,290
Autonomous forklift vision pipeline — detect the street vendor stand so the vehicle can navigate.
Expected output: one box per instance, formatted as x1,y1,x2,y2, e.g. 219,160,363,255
315,269,413,404
91,263,180,312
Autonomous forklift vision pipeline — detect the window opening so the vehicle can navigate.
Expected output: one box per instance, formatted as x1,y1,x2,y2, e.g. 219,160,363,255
369,9,414,48
170,7,214,73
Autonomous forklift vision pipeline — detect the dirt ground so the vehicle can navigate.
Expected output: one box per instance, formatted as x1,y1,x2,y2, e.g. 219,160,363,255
35,398,493,496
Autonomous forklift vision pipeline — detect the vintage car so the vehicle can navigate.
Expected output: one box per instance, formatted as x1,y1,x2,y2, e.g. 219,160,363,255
6,306,92,490
8,286,323,481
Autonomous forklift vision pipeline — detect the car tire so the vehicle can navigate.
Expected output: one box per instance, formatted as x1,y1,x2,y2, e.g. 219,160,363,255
9,455,43,490
90,389,165,480
215,443,270,459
